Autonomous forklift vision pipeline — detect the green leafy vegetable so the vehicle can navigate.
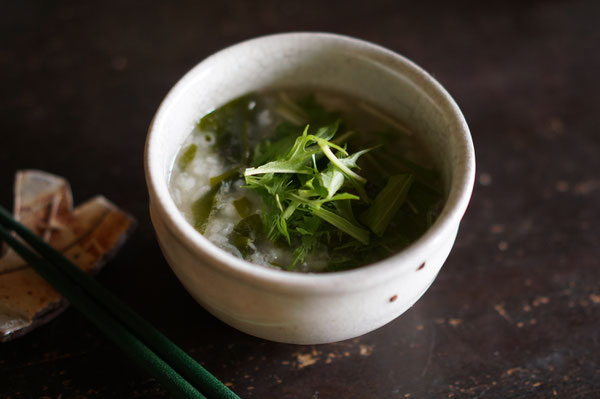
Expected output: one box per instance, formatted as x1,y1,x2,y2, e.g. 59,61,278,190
229,214,262,256
303,203,370,244
233,197,253,218
198,94,257,163
245,125,331,177
291,214,327,267
190,183,221,234
243,120,373,267
297,94,341,128
209,166,240,187
178,144,197,170
360,174,414,237
251,123,300,167
194,92,443,271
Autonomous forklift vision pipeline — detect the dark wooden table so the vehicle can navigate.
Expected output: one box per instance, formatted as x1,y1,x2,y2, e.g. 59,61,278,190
2,2,599,398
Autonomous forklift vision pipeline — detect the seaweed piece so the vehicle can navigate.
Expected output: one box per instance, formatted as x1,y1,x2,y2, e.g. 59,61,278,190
177,144,197,171
198,94,257,164
191,183,221,234
233,197,253,219
229,214,263,257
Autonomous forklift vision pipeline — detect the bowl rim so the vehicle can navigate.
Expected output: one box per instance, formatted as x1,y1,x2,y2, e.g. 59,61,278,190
145,32,475,294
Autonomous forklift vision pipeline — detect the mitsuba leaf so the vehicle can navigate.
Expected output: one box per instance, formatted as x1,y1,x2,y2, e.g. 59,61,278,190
297,94,341,128
245,126,320,176
242,100,374,266
317,164,345,198
360,174,414,237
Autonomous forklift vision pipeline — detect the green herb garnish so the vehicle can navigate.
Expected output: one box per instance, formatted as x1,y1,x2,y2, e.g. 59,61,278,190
360,174,414,237
243,121,375,268
196,92,443,271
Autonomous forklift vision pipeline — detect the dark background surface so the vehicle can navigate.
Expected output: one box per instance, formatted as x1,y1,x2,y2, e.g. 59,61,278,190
1,1,599,398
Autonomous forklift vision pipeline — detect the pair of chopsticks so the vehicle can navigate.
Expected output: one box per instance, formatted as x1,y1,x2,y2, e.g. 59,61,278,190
0,205,239,399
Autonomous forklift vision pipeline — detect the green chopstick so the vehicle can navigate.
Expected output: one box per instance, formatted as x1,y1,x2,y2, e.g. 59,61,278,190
0,205,239,399
0,224,204,399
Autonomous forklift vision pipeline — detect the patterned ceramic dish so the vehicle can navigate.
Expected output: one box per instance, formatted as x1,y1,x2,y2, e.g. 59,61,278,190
145,32,475,344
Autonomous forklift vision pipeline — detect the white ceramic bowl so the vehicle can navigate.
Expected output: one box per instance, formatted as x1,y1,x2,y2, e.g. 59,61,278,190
145,32,475,344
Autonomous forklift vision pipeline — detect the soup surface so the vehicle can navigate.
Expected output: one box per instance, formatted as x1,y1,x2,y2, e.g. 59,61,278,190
169,90,443,272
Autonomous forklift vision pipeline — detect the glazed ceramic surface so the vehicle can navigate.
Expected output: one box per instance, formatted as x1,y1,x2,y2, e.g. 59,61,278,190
145,32,475,344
